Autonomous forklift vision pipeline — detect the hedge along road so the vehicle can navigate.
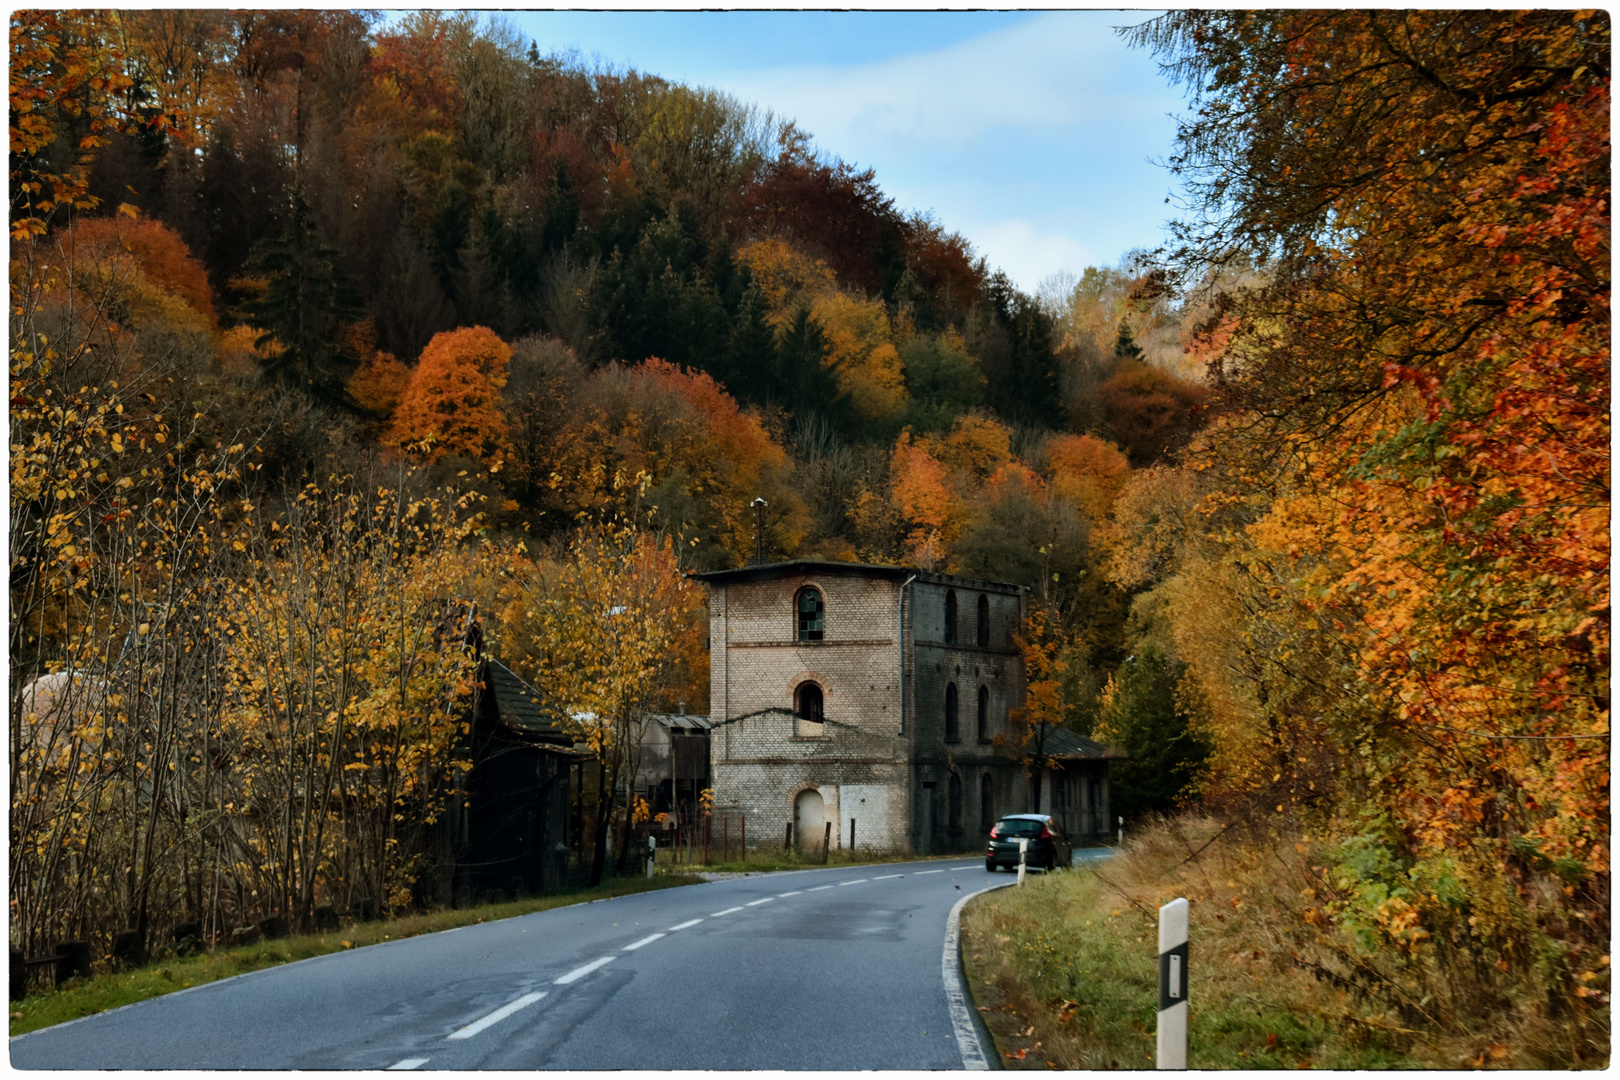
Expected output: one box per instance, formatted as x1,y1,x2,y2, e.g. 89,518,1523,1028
11,859,1013,1070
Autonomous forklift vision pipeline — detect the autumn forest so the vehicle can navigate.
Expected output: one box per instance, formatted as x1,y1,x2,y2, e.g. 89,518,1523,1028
9,9,1609,1059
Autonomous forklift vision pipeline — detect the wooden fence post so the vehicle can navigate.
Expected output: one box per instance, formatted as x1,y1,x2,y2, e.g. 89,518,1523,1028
822,821,832,863
850,817,856,851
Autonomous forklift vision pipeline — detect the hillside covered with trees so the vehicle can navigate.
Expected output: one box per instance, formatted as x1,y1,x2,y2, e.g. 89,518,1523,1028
12,8,1208,952
10,9,1608,1059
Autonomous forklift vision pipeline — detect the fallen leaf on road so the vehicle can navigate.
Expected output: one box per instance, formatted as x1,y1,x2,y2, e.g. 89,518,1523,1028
1005,1049,1027,1061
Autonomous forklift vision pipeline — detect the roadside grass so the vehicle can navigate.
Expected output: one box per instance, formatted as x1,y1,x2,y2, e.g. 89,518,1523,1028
9,873,703,1039
654,844,969,875
961,816,1608,1069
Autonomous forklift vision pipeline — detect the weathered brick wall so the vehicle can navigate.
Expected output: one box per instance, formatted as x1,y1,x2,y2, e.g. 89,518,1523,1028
908,575,1029,852
704,567,1031,855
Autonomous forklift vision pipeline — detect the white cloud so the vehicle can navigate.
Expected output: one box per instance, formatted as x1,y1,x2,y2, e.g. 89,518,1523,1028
697,11,1183,290
722,12,1167,156
964,218,1101,295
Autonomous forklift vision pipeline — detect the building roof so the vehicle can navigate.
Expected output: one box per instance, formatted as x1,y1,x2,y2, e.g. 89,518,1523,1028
688,558,1024,594
648,713,713,732
482,659,574,746
1042,726,1127,760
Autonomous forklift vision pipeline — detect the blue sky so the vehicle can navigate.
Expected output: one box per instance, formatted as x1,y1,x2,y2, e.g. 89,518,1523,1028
500,10,1190,294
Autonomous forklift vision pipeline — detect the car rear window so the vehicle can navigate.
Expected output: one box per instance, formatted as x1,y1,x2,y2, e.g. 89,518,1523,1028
995,818,1044,837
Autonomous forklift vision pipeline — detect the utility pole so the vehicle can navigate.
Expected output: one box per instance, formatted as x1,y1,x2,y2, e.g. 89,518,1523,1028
751,497,768,565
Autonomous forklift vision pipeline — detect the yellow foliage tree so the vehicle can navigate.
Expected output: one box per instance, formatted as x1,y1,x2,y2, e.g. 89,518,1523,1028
520,521,704,884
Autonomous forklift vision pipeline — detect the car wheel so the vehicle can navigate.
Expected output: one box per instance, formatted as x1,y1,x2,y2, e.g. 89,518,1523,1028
986,860,996,872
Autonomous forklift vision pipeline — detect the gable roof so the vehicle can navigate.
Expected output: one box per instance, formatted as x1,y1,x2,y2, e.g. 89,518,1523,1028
480,659,574,746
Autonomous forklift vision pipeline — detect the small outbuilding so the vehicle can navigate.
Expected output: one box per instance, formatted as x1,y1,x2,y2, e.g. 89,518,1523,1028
442,658,580,901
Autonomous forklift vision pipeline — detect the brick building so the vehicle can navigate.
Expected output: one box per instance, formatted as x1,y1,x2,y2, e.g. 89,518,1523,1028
692,559,1054,856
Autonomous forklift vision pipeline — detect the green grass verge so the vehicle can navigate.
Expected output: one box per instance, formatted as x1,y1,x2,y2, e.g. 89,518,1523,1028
9,873,703,1039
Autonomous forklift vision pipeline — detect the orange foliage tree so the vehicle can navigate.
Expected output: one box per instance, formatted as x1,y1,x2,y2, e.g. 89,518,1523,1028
1138,8,1609,1015
388,326,512,462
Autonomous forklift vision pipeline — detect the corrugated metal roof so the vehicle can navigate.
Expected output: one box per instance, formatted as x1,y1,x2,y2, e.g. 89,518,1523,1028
1041,726,1127,760
648,713,713,731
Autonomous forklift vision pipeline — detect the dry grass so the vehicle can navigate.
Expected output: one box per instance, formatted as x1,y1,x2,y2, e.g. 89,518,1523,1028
962,815,1610,1069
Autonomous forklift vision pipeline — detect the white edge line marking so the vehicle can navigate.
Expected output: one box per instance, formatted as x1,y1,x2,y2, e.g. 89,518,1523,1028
777,890,803,897
667,918,703,931
711,906,745,916
447,990,546,1040
915,869,945,875
11,875,720,1041
838,878,869,886
554,956,615,984
388,1058,430,1070
808,884,835,891
745,897,773,906
945,880,1014,1070
873,874,902,880
622,932,665,951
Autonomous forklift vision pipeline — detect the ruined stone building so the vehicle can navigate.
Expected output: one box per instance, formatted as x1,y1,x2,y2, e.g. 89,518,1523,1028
693,559,1110,855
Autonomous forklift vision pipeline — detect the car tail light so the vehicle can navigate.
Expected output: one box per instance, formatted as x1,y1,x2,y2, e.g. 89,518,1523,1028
1039,825,1052,839
988,825,1001,839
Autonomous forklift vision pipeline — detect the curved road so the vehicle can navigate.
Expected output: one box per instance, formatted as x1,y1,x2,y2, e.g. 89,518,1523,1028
12,859,1014,1070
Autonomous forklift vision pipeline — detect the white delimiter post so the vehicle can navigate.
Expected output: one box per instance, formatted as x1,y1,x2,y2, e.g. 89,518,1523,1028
1017,839,1028,886
646,835,656,880
1156,897,1189,1069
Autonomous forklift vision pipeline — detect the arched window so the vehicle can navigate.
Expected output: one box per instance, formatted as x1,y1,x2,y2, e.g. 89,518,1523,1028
797,587,824,641
795,682,825,737
949,773,963,830
980,773,994,830
977,594,990,648
977,685,990,742
944,590,958,644
944,682,959,742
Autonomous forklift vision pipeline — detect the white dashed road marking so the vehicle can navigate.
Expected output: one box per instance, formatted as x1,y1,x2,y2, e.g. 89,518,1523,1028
777,890,803,897
622,933,665,952
667,918,703,931
555,957,614,985
447,991,547,1040
712,906,745,916
839,879,869,886
873,874,902,880
745,898,773,907
915,870,944,875
388,1059,429,1070
808,884,835,891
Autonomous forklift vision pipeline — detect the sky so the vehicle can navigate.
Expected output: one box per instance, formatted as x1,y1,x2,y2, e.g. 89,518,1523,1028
501,10,1192,295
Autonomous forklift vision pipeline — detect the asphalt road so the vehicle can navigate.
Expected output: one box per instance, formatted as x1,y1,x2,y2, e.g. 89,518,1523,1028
11,858,1026,1070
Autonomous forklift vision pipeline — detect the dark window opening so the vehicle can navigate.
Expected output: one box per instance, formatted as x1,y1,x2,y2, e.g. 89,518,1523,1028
949,773,963,830
944,590,958,645
977,685,990,742
945,682,959,742
797,587,824,641
976,594,990,648
795,682,825,736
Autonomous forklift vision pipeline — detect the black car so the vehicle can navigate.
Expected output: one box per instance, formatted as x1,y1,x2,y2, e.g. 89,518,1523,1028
985,813,1072,872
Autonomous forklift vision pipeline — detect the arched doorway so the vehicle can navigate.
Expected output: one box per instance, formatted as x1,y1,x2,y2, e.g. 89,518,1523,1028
794,788,825,854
